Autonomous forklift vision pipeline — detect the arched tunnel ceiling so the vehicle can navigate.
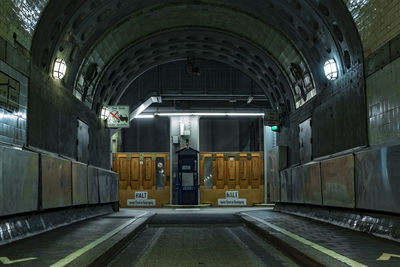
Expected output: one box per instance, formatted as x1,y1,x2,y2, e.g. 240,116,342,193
118,60,272,112
92,29,294,114
31,0,363,115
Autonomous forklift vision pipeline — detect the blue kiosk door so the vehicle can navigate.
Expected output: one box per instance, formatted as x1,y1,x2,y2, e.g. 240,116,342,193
176,147,199,205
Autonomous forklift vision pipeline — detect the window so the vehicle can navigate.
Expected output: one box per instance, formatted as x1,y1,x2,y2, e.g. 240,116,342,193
324,59,338,80
53,58,67,79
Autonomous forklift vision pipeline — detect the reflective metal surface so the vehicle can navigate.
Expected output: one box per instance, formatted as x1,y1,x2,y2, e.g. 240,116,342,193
356,146,400,213
321,155,355,208
41,154,72,209
98,168,119,203
303,162,322,205
156,157,165,190
72,162,88,205
299,118,312,164
88,166,99,204
204,157,213,190
280,168,292,203
291,166,304,204
77,119,89,163
0,60,28,146
0,146,39,216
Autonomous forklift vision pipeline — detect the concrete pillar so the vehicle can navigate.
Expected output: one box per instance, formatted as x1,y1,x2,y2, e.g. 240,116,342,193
169,116,200,204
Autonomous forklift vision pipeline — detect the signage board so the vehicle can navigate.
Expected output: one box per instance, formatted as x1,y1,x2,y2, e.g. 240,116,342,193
226,191,238,199
127,199,156,206
106,106,130,128
218,191,247,206
127,191,156,206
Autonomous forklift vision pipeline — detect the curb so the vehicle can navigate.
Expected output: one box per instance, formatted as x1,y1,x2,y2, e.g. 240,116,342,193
238,213,349,267
63,212,155,267
88,213,154,267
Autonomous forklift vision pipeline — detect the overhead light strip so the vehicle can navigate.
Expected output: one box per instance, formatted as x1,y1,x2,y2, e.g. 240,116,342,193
135,115,155,119
155,112,264,117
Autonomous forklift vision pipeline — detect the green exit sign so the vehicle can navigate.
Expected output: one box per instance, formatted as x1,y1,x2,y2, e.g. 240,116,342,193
271,125,280,132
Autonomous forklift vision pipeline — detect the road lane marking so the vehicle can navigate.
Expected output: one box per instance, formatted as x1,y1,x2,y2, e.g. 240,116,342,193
242,213,367,267
0,257,37,264
50,211,149,267
377,253,400,261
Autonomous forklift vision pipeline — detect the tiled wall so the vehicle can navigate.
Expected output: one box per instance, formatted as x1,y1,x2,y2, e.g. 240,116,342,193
345,0,400,146
0,0,48,50
345,0,400,58
0,60,28,146
367,56,400,145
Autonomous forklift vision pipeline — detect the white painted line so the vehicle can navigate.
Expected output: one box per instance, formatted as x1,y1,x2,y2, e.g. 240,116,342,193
242,213,367,267
0,257,37,264
175,208,201,211
50,211,149,267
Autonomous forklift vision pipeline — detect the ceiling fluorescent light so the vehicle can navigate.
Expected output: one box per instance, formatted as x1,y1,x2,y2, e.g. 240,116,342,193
135,114,154,119
156,112,264,117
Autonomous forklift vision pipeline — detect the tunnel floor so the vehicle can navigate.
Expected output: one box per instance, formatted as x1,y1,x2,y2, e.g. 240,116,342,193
108,214,297,267
2,208,400,266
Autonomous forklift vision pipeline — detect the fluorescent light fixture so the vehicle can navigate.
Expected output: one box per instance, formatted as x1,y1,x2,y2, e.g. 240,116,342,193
130,97,159,120
324,59,338,80
156,112,264,117
100,106,110,120
135,114,154,119
53,58,67,79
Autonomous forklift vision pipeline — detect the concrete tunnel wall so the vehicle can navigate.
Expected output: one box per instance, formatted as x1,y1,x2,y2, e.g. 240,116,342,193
270,0,400,213
0,0,399,217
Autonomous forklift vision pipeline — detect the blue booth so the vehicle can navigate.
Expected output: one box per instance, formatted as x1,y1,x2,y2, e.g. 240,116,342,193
176,147,199,205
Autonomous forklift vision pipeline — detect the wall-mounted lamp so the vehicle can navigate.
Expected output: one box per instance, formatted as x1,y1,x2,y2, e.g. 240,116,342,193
100,106,110,120
53,58,67,79
324,59,338,80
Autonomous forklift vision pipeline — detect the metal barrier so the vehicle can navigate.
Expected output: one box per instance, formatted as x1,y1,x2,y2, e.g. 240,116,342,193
0,145,118,217
277,144,400,214
0,146,39,216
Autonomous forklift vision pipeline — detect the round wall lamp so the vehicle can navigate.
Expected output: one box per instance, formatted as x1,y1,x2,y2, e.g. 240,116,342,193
324,58,338,80
53,58,67,79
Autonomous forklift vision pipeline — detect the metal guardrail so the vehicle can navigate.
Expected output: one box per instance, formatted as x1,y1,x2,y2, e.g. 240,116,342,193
0,145,119,217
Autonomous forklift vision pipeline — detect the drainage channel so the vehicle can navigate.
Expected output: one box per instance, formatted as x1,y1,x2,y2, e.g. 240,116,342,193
105,213,299,267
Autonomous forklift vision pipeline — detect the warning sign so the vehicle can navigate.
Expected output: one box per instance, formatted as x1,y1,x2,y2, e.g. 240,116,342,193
106,106,130,128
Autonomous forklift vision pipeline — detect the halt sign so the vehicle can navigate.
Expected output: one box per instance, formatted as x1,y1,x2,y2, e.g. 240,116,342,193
106,106,130,128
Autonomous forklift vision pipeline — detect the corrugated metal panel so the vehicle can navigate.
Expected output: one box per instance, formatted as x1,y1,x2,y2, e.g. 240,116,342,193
72,161,88,205
280,168,292,203
41,154,72,209
292,166,304,203
88,166,99,204
0,146,39,216
356,146,400,213
303,162,322,205
321,154,355,208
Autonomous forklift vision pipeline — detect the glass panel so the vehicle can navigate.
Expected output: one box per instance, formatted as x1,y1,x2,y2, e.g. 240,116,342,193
204,157,213,189
156,157,165,190
182,172,194,186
